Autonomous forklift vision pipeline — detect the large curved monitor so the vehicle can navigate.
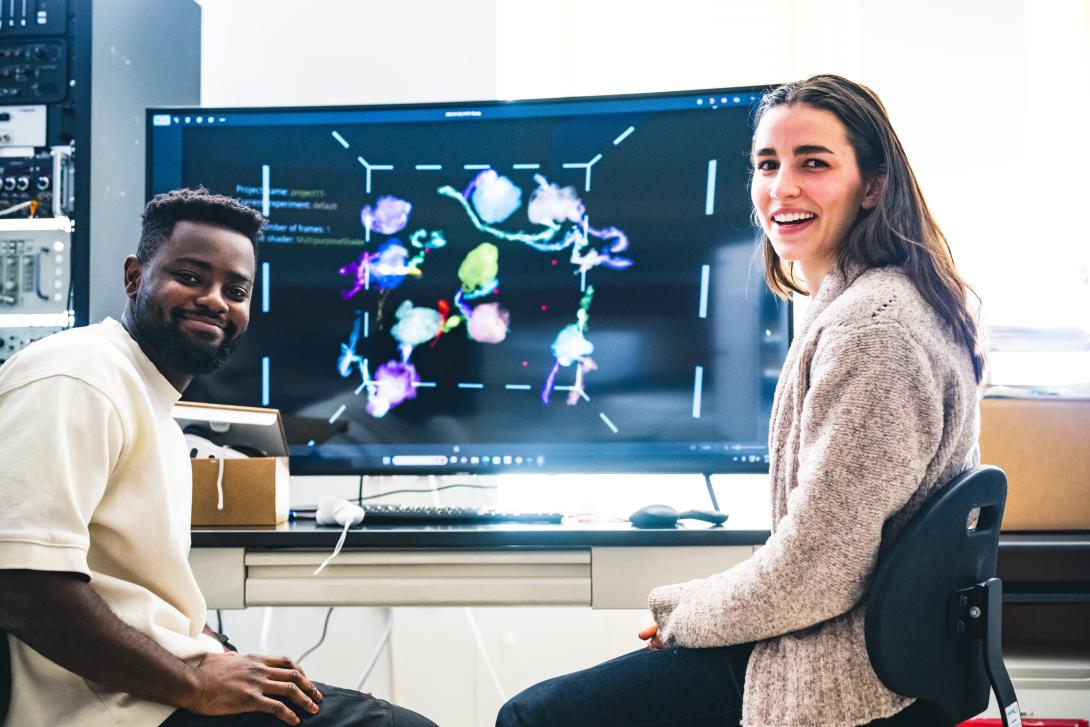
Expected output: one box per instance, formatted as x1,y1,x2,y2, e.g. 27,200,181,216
146,86,790,475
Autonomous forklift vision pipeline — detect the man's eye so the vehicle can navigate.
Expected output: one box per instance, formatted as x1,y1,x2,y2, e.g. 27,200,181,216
228,288,250,301
176,272,199,284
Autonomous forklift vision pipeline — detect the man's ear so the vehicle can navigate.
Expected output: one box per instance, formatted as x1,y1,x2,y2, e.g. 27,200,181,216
861,171,886,210
122,255,142,300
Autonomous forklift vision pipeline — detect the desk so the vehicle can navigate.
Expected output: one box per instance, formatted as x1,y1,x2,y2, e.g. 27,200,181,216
189,526,1090,721
189,524,1090,611
188,521,770,609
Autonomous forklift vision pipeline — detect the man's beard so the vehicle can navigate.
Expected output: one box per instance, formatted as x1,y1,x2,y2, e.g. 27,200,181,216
132,289,245,376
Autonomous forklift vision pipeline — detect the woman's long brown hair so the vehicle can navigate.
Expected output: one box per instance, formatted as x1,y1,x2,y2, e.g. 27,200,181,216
754,75,986,382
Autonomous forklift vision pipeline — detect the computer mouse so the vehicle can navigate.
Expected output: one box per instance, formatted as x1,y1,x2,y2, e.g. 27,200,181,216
629,504,680,528
629,505,728,529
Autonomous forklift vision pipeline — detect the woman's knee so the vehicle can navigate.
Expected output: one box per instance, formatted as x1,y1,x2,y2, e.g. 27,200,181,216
495,687,543,727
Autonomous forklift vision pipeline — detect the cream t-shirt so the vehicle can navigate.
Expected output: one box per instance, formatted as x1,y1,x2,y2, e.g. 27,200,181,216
0,318,221,727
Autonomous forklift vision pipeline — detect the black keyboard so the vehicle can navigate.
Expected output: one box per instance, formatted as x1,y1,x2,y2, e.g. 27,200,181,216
358,504,564,525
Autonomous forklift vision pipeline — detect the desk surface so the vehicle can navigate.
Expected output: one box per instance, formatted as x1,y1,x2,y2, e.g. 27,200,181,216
191,519,772,549
191,520,1090,550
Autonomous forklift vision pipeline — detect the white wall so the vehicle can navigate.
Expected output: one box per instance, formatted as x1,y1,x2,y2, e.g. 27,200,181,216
196,2,1090,725
199,0,499,106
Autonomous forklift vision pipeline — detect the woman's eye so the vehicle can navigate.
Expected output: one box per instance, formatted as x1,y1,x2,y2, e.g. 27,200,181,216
803,158,828,168
755,159,777,171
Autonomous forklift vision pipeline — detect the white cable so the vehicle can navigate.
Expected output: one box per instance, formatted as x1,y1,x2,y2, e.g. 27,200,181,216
355,608,394,691
184,434,245,510
0,200,33,217
312,519,351,576
464,607,507,702
215,456,225,510
427,474,442,507
297,607,335,664
312,497,365,575
259,606,273,655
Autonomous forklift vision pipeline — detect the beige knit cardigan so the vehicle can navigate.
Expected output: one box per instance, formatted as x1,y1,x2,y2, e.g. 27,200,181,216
649,264,981,726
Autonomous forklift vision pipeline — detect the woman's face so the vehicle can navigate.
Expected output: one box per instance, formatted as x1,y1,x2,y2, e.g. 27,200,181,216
750,103,881,276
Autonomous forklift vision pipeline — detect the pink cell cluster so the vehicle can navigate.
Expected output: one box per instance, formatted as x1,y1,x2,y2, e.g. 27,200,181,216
467,302,510,344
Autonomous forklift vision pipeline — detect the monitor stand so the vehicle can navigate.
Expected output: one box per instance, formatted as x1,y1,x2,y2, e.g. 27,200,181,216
703,472,721,511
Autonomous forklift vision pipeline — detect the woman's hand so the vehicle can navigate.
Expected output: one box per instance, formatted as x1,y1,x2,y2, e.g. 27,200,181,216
638,623,667,650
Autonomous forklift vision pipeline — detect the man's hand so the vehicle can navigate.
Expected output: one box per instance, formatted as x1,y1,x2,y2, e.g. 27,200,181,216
184,652,324,726
638,623,667,650
202,624,227,651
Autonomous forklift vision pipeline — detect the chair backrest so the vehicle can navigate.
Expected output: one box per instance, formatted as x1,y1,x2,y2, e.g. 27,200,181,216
1,626,10,723
865,465,1007,724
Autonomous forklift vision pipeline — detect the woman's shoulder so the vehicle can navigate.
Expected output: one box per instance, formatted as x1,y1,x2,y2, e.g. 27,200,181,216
808,265,977,387
822,265,944,338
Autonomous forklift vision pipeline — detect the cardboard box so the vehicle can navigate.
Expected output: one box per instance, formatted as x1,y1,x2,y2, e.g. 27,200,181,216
172,401,290,526
979,398,1090,531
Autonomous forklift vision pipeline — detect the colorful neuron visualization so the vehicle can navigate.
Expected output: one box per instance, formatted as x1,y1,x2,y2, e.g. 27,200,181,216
466,169,522,224
365,359,420,418
361,195,412,235
338,238,421,298
458,242,499,298
542,286,597,406
333,158,633,419
337,310,366,378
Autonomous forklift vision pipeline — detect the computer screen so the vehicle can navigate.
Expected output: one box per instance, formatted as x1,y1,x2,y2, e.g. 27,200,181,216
146,86,790,475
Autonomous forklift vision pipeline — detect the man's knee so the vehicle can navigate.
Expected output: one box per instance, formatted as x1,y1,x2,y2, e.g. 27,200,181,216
387,701,438,727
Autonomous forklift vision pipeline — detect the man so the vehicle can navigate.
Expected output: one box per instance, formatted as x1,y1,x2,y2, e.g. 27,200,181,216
0,188,436,727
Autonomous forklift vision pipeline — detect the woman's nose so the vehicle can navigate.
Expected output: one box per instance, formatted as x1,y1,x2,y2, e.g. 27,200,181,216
770,169,801,200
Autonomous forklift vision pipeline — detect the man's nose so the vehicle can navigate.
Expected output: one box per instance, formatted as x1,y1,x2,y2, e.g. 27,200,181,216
195,286,228,312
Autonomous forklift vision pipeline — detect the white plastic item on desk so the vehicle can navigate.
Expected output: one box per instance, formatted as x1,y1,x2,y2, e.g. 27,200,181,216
313,496,365,575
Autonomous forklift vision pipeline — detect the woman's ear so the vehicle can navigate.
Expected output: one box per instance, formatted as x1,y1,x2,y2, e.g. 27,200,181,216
122,255,142,300
861,171,886,210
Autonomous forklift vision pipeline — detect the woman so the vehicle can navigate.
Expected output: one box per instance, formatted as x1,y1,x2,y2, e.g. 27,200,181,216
496,75,985,727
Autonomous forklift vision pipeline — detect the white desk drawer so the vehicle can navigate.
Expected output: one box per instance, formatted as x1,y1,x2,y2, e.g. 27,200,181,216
244,549,591,606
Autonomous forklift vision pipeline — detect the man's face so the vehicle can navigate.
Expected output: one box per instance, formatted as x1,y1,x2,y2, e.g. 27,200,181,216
126,220,256,376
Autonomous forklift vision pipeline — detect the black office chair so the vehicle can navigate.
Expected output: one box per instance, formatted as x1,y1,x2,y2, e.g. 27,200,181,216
1,626,10,723
865,465,1021,726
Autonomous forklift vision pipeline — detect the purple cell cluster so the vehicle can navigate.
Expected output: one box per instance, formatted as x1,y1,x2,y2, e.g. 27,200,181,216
365,360,420,418
361,195,412,235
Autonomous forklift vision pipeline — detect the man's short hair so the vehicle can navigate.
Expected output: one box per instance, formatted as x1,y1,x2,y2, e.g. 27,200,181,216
137,187,265,263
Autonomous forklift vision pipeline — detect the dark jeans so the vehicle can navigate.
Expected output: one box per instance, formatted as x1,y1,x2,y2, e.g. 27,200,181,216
160,682,437,727
496,643,944,727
